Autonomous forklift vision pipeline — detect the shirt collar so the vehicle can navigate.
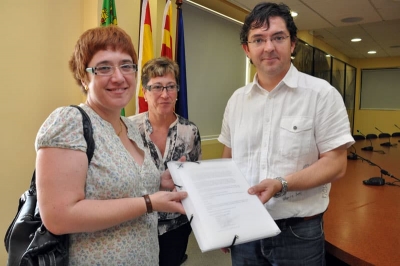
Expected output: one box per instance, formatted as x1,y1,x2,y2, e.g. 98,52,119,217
245,63,299,94
143,111,179,134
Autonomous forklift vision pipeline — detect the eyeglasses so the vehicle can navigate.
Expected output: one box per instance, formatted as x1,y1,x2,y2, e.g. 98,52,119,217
86,64,138,76
145,84,179,93
247,35,290,47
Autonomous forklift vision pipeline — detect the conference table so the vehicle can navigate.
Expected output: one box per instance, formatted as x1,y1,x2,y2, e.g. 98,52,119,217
324,137,400,265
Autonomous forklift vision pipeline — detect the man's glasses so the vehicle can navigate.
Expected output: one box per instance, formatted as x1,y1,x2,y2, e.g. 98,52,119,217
145,84,179,93
247,35,290,47
86,64,138,76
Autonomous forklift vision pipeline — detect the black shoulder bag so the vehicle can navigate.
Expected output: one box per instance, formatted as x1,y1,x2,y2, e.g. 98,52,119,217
4,105,95,266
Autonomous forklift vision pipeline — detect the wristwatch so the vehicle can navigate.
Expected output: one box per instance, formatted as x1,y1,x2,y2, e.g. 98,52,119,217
273,177,288,198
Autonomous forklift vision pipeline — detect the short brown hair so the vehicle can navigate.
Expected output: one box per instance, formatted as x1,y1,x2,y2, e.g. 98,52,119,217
69,25,137,93
141,57,179,88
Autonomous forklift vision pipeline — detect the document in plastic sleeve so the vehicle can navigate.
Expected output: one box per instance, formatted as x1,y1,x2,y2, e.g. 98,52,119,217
167,158,281,252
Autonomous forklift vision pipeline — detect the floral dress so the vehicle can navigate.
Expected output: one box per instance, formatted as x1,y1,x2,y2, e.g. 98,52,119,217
35,104,160,266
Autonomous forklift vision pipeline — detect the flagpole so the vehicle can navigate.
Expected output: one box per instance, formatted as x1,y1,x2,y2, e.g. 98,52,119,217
175,0,189,119
175,0,182,58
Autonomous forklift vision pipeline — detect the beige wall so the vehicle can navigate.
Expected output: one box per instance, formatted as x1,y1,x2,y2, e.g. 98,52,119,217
0,0,167,263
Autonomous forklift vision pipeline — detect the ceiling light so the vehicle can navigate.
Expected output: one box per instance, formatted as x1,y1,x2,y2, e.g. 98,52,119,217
291,11,298,17
341,17,363,23
351,38,362,42
186,0,243,25
367,51,377,54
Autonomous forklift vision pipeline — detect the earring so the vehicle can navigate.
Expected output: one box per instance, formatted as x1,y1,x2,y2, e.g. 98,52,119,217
84,86,88,91
145,98,147,102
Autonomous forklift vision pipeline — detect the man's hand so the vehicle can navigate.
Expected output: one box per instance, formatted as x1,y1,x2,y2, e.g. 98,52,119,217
248,178,282,204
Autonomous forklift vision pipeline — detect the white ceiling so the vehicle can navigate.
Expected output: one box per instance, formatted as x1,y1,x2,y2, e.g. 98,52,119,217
225,0,400,58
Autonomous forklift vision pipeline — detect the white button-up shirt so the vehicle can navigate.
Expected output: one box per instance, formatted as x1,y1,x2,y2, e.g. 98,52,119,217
218,64,354,219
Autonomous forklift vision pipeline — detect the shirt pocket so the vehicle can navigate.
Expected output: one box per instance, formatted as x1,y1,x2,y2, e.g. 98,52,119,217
279,117,313,159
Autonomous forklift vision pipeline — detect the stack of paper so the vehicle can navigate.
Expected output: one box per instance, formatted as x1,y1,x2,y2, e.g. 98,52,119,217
167,158,281,252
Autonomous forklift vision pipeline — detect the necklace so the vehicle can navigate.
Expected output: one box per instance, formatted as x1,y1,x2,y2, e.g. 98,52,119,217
117,119,124,136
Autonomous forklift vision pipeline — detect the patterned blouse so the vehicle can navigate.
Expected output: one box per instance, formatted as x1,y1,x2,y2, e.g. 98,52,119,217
35,104,161,266
129,112,202,235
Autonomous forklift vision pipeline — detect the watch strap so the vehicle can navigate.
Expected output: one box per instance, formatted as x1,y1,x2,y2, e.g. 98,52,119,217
273,177,288,198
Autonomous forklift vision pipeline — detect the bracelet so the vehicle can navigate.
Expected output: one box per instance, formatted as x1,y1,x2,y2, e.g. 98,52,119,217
143,194,153,213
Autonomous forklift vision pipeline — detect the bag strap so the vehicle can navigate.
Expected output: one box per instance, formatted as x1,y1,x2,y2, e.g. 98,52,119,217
70,105,95,163
29,105,95,193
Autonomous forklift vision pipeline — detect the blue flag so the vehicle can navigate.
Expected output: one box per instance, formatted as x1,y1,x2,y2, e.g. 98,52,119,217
175,7,188,119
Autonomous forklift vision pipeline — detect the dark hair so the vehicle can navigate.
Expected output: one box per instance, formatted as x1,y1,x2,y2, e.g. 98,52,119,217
69,25,137,94
240,2,297,45
141,57,179,88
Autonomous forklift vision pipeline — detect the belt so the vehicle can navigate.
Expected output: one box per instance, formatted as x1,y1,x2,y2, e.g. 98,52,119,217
274,213,323,230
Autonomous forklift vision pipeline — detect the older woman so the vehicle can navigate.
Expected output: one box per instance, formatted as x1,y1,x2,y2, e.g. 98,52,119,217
35,26,187,265
129,57,201,266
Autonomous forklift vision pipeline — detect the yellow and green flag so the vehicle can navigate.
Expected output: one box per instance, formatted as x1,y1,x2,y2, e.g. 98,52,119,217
101,0,125,116
101,0,118,26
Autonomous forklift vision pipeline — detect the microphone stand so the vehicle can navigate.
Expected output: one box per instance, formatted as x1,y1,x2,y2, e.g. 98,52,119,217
375,127,396,147
356,154,385,186
395,124,400,142
347,145,358,160
357,130,373,151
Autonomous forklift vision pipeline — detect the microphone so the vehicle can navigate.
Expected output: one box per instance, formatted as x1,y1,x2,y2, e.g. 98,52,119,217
347,145,358,160
396,125,400,143
357,130,373,151
375,127,394,147
359,158,385,186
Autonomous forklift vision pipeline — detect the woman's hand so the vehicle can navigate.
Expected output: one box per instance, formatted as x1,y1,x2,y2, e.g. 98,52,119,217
220,247,230,254
151,191,188,214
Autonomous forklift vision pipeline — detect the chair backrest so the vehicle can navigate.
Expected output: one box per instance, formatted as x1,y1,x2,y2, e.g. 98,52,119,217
392,132,400,137
366,134,378,139
378,133,390,138
352,134,365,141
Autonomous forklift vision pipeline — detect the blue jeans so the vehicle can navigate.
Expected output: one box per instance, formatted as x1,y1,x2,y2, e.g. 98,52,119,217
231,215,325,266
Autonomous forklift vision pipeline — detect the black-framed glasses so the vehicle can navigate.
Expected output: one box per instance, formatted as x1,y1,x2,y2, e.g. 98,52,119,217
145,84,179,93
86,64,138,76
247,35,290,47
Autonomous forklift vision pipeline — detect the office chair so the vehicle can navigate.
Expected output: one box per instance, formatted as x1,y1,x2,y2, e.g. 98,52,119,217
352,134,365,141
366,134,378,139
378,133,391,138
392,132,400,137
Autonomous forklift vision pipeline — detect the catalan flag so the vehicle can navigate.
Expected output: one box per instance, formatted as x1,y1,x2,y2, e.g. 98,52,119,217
161,0,173,59
136,0,154,114
175,5,188,119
